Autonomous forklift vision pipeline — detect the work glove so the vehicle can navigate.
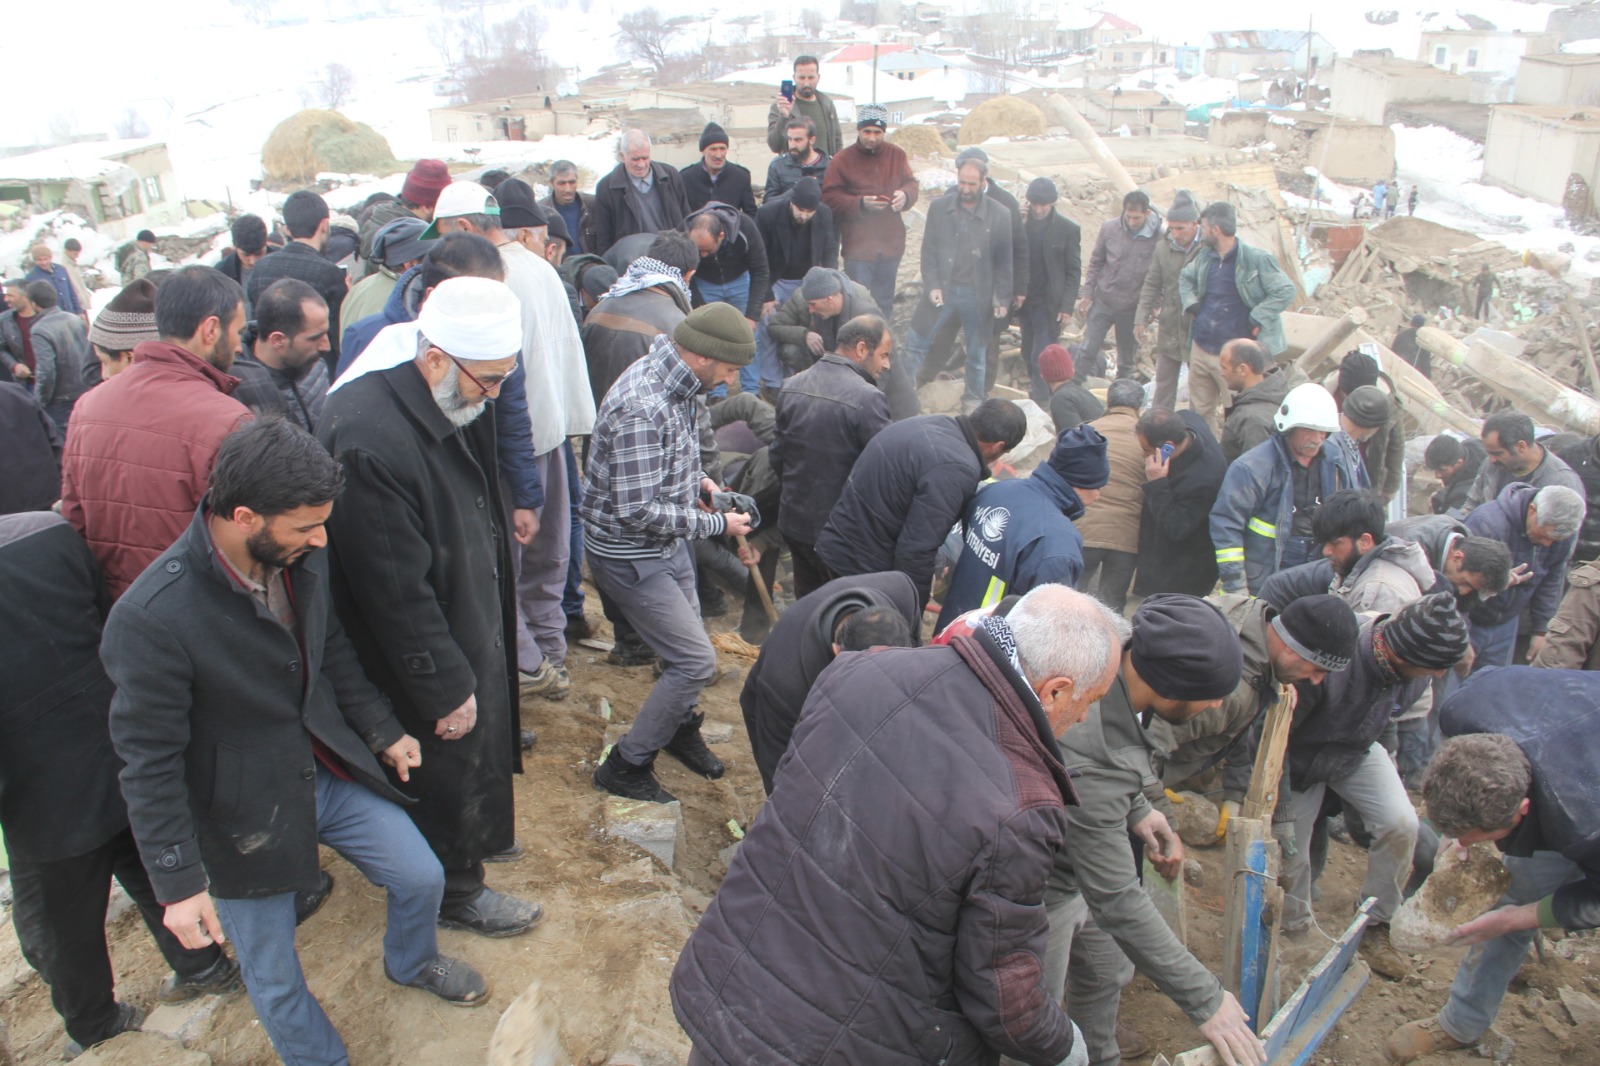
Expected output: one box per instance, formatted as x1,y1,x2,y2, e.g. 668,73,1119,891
1272,820,1298,859
1217,799,1241,840
708,491,762,528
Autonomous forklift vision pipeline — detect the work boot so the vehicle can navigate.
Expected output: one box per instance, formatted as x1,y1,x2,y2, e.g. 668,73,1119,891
385,955,490,1007
484,838,525,864
606,635,657,667
294,868,335,925
157,953,242,1004
1115,1021,1150,1059
564,614,594,642
1361,922,1414,980
437,887,543,938
63,1002,145,1060
663,713,725,779
1385,1016,1469,1063
593,745,676,803
698,584,729,618
519,661,571,701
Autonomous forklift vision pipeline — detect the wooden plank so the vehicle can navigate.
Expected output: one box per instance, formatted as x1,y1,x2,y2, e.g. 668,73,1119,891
1261,901,1374,1058
1275,961,1370,1066
1223,819,1274,1026
1242,684,1296,821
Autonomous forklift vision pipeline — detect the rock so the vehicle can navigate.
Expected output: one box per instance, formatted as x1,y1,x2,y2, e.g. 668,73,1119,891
1170,792,1222,848
1559,986,1600,1028
603,796,687,872
1392,842,1509,952
604,1054,643,1066
74,1032,211,1065
717,842,742,866
487,981,565,1066
142,995,227,1047
1183,859,1204,888
701,720,734,745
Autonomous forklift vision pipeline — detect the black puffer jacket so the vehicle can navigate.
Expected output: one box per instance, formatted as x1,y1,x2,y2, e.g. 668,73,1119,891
674,630,1081,1065
815,414,988,606
771,353,890,545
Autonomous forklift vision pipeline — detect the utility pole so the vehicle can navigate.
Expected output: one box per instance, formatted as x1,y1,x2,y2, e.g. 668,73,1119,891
872,42,879,103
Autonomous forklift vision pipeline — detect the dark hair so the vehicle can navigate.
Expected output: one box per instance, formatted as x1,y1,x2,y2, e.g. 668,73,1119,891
24,281,56,309
1311,489,1386,547
1200,201,1238,235
835,605,913,651
784,115,817,137
256,278,323,340
646,230,700,275
1105,378,1144,411
231,214,269,255
209,416,343,520
282,190,330,239
136,229,157,244
1,278,23,291
794,54,820,71
420,232,505,292
1224,338,1267,374
687,212,727,242
1456,536,1512,593
1122,190,1150,211
155,265,244,341
1425,434,1465,469
1136,407,1186,448
969,398,1027,450
1423,734,1530,837
1482,410,1535,449
479,168,511,191
64,237,82,252
835,313,887,354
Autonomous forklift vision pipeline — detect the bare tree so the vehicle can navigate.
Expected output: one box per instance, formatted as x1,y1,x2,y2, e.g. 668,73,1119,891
615,8,675,71
113,107,151,139
455,5,558,102
315,63,356,110
47,112,78,144
800,7,824,37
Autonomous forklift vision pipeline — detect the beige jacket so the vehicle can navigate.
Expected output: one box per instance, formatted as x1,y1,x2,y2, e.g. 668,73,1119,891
1534,562,1600,670
1075,406,1146,551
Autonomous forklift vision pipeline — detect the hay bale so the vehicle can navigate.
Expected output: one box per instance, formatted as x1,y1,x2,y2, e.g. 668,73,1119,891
261,110,397,184
957,96,1046,146
888,124,950,159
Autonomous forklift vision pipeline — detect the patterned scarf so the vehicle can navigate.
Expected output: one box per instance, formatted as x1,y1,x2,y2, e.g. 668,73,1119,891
981,612,1025,677
603,256,691,303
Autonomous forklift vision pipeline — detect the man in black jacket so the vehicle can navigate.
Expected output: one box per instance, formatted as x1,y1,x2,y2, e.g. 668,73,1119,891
764,115,831,199
1135,407,1227,597
593,129,692,254
816,398,1025,608
752,179,838,396
247,191,348,374
230,278,332,432
1018,177,1081,403
682,123,757,218
103,420,488,1066
771,313,892,596
1,512,239,1058
739,571,920,792
216,214,278,310
1425,433,1488,516
686,202,770,395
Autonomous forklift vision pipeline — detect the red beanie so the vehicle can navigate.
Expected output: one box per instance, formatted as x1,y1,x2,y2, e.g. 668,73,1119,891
402,160,452,209
1037,343,1074,384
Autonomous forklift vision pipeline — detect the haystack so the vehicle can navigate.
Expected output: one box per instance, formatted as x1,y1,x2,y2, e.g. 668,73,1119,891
888,124,950,159
261,110,397,184
957,96,1046,145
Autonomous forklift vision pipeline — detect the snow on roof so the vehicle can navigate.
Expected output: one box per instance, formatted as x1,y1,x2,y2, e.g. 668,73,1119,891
1566,39,1600,55
829,43,912,63
0,138,165,185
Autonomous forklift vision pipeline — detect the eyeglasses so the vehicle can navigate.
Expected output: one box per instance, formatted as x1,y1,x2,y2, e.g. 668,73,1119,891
435,347,510,395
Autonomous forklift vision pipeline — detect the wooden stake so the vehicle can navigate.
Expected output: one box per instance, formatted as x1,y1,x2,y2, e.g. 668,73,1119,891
737,535,780,624
1565,295,1600,398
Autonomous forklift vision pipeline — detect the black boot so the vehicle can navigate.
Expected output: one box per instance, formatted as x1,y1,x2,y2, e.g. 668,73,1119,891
663,713,725,780
593,746,676,803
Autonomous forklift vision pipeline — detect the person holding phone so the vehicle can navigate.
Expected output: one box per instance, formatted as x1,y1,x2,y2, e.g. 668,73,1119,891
820,103,919,324
766,55,842,156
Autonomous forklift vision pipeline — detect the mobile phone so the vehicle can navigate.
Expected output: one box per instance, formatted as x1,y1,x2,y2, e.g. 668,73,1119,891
1159,443,1174,462
781,79,795,101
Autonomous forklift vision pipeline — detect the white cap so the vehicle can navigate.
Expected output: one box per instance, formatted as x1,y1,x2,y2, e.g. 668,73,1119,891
1274,382,1340,434
419,181,499,238
416,277,523,361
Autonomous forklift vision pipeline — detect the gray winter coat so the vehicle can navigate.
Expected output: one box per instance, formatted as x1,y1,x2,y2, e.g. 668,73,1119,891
1221,364,1303,463
920,189,1015,311
1082,210,1163,314
1136,230,1201,359
1257,535,1434,617
11,307,88,410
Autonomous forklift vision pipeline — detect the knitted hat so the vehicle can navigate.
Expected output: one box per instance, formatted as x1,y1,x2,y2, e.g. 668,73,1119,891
1026,177,1059,205
801,266,847,300
402,159,452,209
1379,592,1469,671
136,229,157,244
1130,594,1244,701
88,278,160,351
700,122,729,151
1337,349,1380,394
674,302,755,365
1046,423,1110,489
1167,189,1200,222
1411,313,1426,327
492,178,544,229
955,146,989,166
540,204,572,248
791,176,822,210
1271,594,1359,673
1037,343,1074,384
857,103,888,130
1342,385,1391,429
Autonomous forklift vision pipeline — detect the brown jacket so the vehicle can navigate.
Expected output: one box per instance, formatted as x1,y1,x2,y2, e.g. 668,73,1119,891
820,140,919,261
1075,406,1147,552
1535,562,1600,670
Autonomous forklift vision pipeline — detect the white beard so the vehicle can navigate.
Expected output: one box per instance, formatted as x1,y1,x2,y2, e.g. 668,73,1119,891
431,364,487,428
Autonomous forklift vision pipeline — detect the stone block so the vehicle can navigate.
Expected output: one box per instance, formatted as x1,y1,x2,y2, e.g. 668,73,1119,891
603,797,686,871
142,993,226,1046
701,720,734,745
76,1031,212,1064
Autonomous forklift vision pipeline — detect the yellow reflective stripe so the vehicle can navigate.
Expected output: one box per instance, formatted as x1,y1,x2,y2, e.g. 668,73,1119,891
1246,517,1278,539
1215,547,1246,562
980,576,1008,607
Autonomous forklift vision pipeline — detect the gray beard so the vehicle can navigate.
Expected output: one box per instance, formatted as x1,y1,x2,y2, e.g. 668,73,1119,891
431,364,487,428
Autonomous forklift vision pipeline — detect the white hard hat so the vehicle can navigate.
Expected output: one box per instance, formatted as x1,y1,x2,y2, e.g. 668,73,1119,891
1273,382,1340,434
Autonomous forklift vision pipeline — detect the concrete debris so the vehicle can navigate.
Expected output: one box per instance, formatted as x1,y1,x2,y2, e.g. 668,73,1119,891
1558,986,1600,1028
1391,842,1510,953
142,995,226,1047
700,720,734,745
73,1032,211,1065
603,796,687,872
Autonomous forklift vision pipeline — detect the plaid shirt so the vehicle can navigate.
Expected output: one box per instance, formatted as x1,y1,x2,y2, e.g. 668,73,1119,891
582,335,724,558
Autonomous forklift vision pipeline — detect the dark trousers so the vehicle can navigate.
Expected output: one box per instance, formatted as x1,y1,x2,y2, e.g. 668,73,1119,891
561,439,586,622
441,861,487,912
9,826,223,1048
1018,300,1060,405
785,535,834,601
920,302,1007,397
1077,303,1138,381
1078,547,1137,613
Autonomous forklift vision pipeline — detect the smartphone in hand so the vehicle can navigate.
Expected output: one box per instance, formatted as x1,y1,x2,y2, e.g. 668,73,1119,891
781,79,795,101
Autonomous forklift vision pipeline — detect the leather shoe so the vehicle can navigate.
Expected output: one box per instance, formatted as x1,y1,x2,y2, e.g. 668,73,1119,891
437,887,543,938
63,1002,144,1060
157,953,242,1003
1385,1016,1469,1063
294,869,334,925
385,954,490,1006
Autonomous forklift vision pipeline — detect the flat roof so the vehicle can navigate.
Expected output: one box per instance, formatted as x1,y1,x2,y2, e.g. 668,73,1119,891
1493,104,1600,128
0,138,165,184
1339,53,1464,78
1522,52,1600,66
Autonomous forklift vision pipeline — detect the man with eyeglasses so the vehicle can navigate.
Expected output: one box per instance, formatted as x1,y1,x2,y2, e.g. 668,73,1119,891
317,276,544,940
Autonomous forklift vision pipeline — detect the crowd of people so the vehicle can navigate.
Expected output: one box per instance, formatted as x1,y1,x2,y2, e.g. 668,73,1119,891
3,52,1600,1066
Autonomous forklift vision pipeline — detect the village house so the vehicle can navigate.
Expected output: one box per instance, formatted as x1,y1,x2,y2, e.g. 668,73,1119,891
1516,52,1600,106
1329,51,1475,127
1483,103,1600,205
1205,29,1336,79
0,138,180,240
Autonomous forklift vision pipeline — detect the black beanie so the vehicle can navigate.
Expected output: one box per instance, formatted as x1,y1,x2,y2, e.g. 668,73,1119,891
791,176,822,209
1342,385,1392,429
1272,595,1358,673
1379,593,1469,670
700,122,729,151
1130,594,1244,701
1026,177,1058,205
1337,350,1380,395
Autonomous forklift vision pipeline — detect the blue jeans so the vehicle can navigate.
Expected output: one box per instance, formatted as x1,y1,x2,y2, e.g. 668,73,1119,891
1438,851,1583,1043
1469,615,1520,670
903,283,990,407
214,769,444,1066
842,255,901,317
754,279,802,391
695,274,754,392
561,439,585,622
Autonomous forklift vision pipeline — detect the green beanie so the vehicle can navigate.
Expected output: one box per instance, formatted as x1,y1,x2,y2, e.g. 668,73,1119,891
673,302,755,366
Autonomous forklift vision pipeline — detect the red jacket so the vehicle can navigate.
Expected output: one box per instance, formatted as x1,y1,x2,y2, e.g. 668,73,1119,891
821,140,919,261
61,341,250,599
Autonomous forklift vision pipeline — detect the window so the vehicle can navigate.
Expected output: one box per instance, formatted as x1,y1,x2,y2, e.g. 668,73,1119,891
1132,52,1143,65
1114,51,1124,62
1467,48,1479,68
142,175,163,204
1434,46,1447,66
